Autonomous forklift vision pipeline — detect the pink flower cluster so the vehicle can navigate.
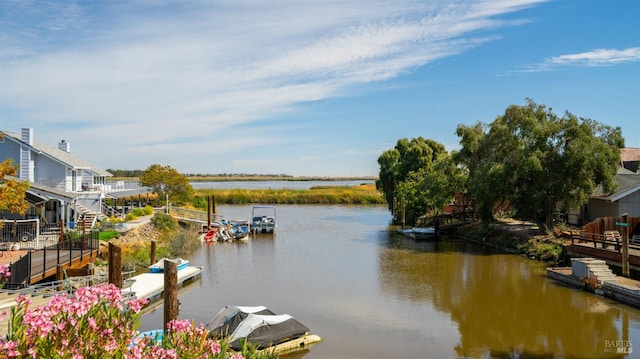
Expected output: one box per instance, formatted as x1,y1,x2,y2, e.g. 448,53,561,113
0,283,270,359
0,264,10,285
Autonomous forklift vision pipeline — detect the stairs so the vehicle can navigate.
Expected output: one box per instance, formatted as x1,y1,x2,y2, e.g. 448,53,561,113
73,203,97,232
571,258,619,284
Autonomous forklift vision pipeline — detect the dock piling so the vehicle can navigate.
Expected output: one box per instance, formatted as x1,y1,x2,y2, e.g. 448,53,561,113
163,259,179,330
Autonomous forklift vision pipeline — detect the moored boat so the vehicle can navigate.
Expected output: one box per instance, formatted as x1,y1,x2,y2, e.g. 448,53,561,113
229,219,250,240
251,206,277,234
148,258,189,273
206,305,321,354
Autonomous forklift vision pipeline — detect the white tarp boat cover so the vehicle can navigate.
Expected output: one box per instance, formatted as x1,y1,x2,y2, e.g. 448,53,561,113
207,305,275,338
228,313,310,350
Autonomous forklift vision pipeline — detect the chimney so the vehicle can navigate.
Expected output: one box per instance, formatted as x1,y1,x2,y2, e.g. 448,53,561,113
21,128,33,145
59,139,71,152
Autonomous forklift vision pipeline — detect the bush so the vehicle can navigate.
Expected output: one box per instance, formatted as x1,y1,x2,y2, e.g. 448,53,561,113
151,213,178,231
167,226,201,257
0,283,278,358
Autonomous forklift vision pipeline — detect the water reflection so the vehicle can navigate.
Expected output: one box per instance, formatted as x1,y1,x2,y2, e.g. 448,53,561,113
379,236,639,358
141,205,640,358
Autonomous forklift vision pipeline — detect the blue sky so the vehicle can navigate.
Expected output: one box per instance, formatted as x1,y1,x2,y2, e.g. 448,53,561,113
1,0,638,177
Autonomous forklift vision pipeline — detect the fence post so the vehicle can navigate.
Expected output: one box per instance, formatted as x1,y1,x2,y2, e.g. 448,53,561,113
164,259,179,331
108,243,122,288
401,198,406,230
621,213,630,278
150,240,157,266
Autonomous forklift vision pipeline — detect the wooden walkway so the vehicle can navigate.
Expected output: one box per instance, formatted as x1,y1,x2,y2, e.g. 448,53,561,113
2,236,99,288
564,229,640,272
127,266,204,301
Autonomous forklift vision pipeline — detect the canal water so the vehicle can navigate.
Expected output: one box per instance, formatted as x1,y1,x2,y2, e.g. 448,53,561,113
140,204,640,358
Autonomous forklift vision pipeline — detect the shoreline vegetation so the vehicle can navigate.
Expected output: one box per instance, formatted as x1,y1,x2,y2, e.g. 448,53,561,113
193,183,385,205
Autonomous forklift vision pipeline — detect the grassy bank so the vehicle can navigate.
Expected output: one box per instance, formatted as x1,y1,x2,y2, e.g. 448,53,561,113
192,183,384,206
456,220,565,264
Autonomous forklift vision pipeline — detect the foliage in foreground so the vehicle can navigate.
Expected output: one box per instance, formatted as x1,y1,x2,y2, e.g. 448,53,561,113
0,281,277,359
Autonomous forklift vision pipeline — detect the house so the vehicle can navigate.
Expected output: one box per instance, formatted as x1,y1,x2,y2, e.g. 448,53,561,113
580,167,640,222
621,147,640,173
0,128,147,231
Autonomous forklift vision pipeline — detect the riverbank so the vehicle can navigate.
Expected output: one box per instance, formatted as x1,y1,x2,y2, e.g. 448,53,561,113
455,218,566,265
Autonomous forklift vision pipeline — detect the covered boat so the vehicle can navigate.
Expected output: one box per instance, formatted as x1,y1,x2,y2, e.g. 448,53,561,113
207,305,275,338
228,313,309,350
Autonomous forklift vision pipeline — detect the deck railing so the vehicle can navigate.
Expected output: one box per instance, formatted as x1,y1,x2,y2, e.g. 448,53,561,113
568,230,640,251
4,231,100,289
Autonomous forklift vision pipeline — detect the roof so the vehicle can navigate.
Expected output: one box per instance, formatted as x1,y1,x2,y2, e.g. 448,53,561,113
1,130,112,177
591,167,640,202
27,181,76,201
621,147,640,163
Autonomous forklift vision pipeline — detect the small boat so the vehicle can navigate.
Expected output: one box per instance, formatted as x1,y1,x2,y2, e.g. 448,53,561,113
148,258,189,273
229,219,250,240
203,228,218,242
228,313,319,352
251,206,277,234
207,305,275,338
206,305,321,354
401,227,438,240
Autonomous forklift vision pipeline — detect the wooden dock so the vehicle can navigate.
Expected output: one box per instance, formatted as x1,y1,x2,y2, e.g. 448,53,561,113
127,265,204,301
547,260,640,309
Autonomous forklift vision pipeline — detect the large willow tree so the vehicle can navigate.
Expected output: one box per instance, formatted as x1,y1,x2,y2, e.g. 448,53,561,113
377,137,464,225
455,99,624,230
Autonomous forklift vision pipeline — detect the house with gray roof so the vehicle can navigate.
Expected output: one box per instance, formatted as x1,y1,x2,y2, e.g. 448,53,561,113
1,128,147,233
586,166,640,221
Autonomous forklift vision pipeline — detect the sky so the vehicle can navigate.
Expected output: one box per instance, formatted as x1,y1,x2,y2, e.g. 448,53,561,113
1,0,638,177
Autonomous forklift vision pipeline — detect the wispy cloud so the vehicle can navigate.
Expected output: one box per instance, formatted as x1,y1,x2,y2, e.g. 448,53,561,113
511,47,640,73
0,0,548,173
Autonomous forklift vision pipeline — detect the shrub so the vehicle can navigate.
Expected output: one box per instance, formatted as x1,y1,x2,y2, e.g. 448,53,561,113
151,213,178,231
0,283,278,359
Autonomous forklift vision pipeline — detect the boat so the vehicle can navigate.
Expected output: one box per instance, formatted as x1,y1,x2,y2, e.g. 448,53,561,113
399,227,438,240
229,219,250,240
203,220,249,242
207,305,275,338
148,258,189,273
207,305,321,354
251,206,277,234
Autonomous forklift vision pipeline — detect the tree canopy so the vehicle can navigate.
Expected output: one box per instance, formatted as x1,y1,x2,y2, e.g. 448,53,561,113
139,164,194,205
0,135,29,215
455,99,624,230
377,137,464,225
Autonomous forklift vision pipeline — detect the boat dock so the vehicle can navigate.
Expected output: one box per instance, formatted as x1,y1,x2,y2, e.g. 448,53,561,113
547,258,640,308
126,265,204,301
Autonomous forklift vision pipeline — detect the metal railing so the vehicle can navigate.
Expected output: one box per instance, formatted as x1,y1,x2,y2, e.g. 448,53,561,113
4,231,100,289
2,271,137,299
170,207,223,225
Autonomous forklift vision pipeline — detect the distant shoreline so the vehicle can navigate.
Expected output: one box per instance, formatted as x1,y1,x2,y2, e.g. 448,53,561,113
188,176,378,182
110,175,378,182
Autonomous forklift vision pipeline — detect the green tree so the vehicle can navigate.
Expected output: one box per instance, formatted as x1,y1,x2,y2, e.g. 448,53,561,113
455,99,623,230
139,164,194,205
0,134,30,215
377,137,463,225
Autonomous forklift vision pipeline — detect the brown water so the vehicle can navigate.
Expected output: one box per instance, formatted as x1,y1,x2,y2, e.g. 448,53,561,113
140,205,640,358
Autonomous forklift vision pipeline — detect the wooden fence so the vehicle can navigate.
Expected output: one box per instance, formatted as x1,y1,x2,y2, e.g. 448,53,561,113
581,215,640,236
570,215,640,251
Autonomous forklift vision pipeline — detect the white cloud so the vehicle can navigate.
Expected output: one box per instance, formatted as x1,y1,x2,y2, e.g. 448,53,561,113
0,0,549,174
512,47,640,73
